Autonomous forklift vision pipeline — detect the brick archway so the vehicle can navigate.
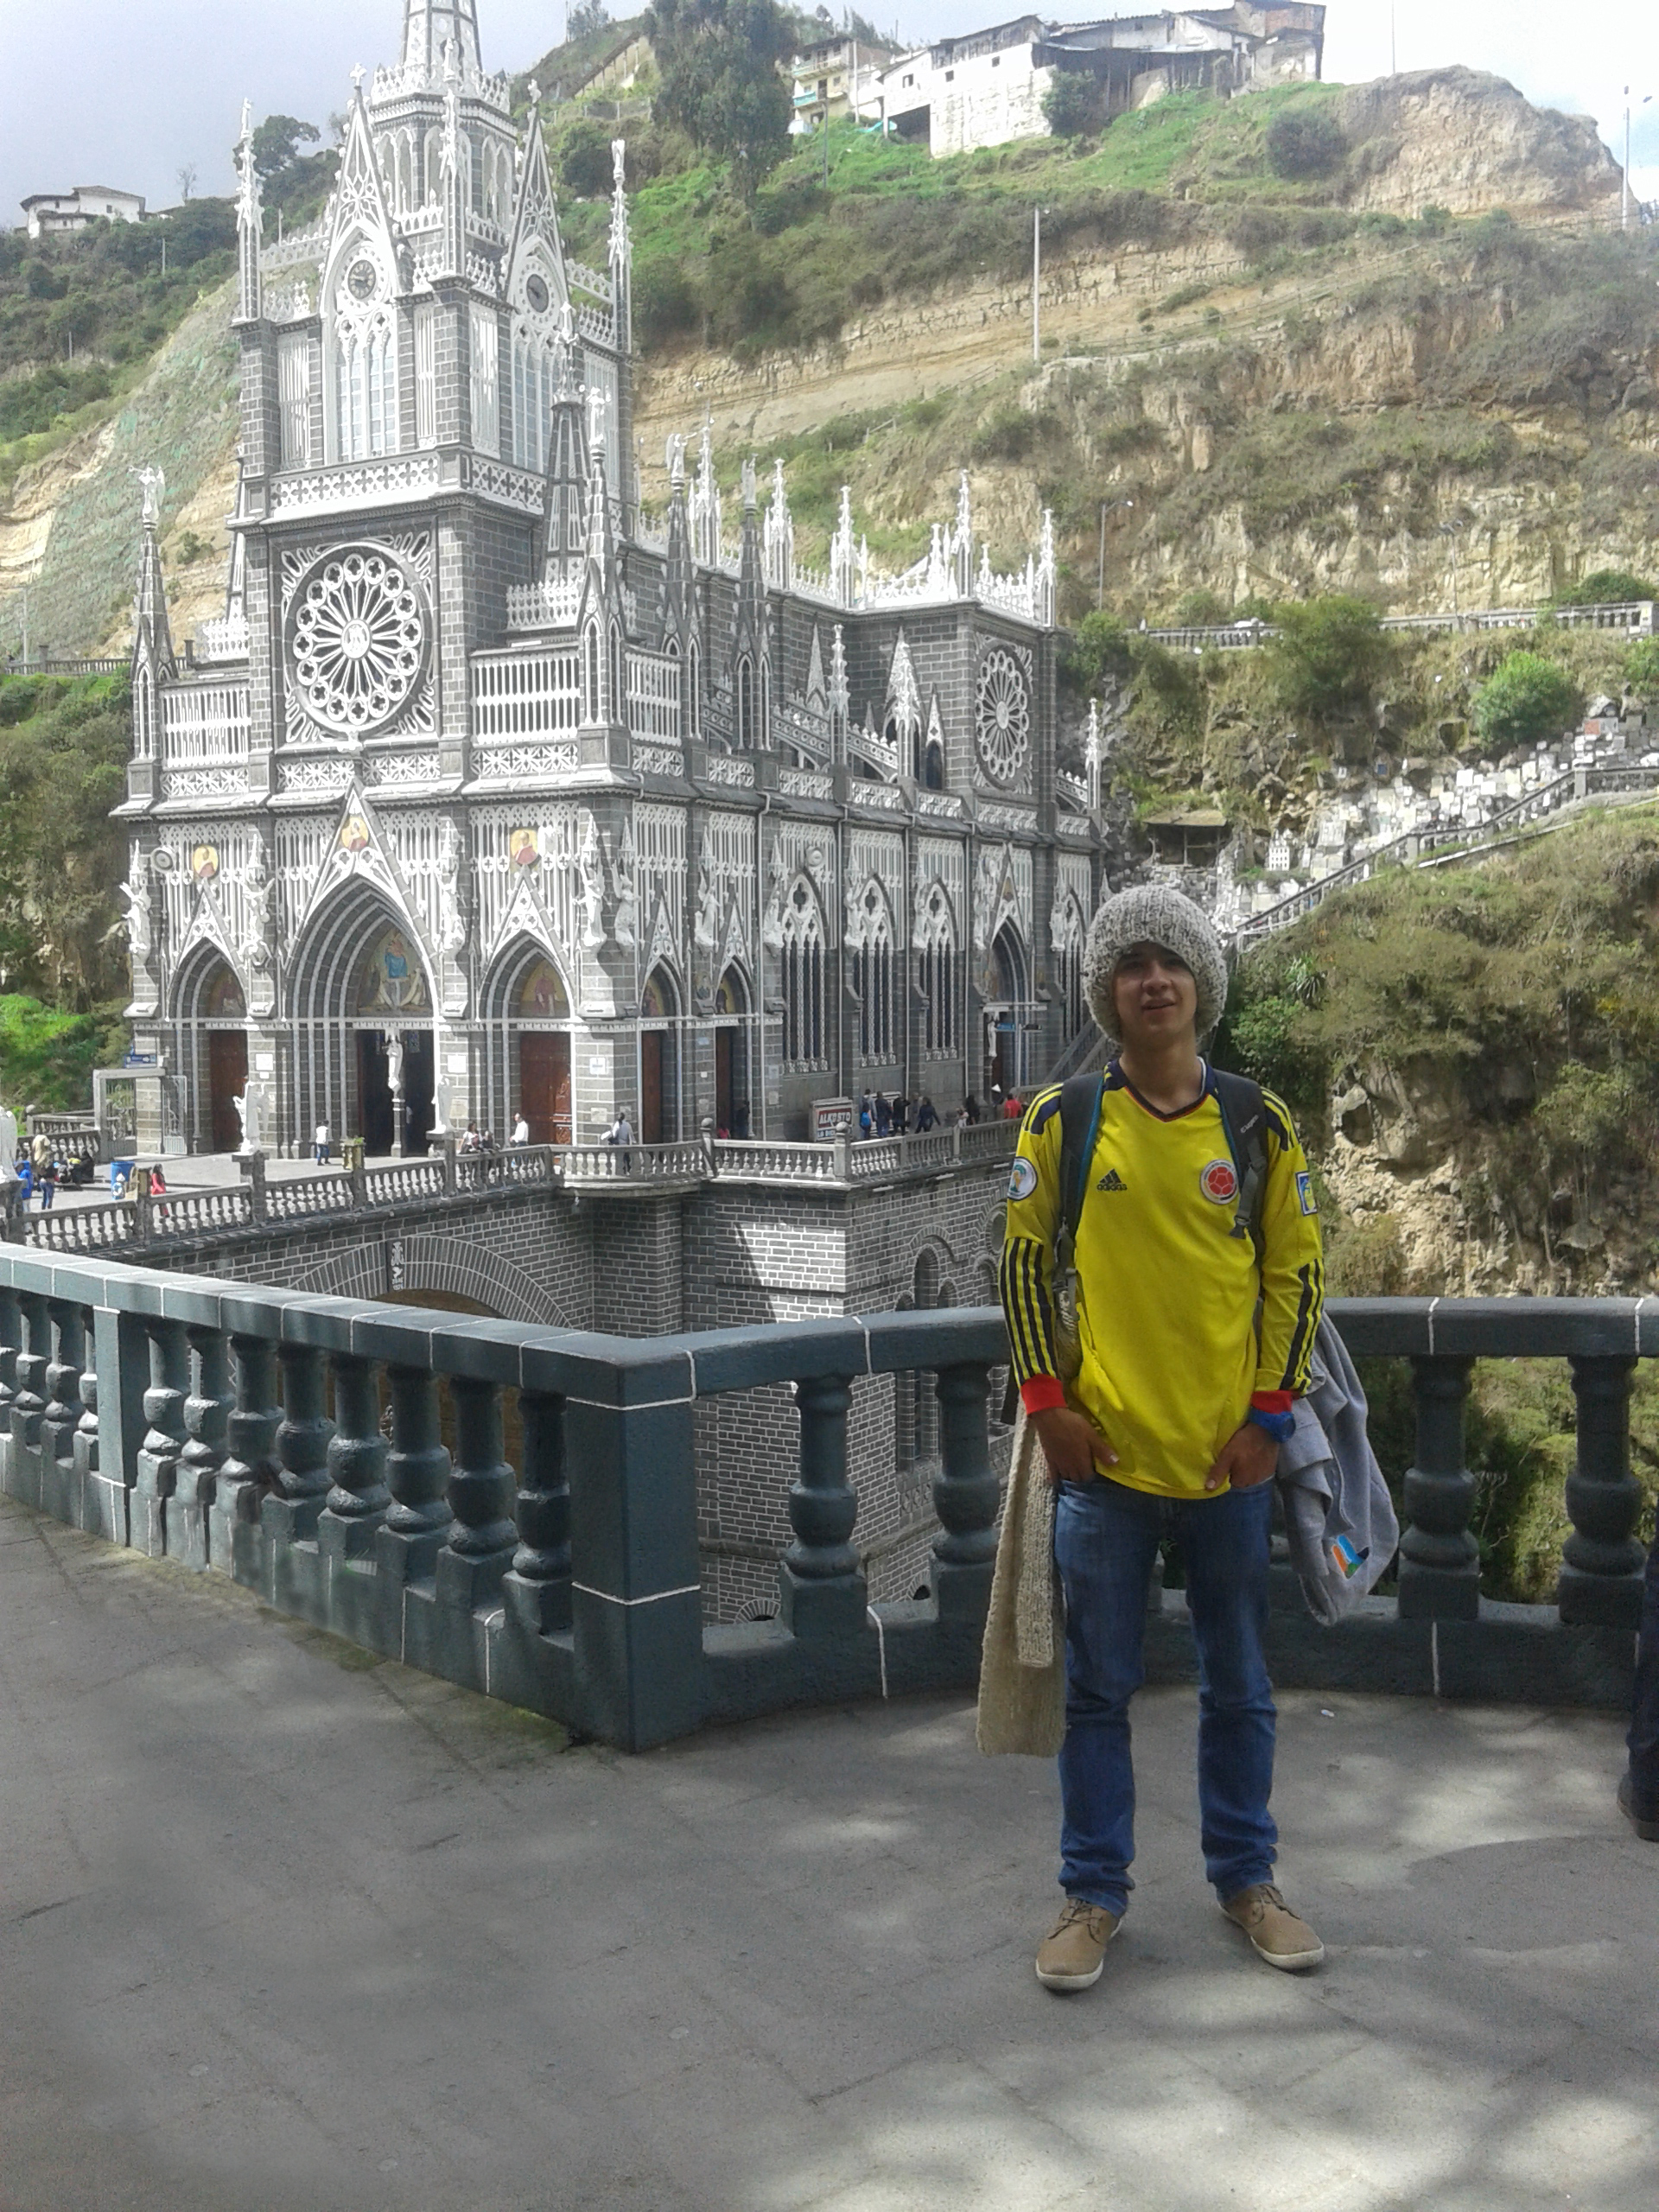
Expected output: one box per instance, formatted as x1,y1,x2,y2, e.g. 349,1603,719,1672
285,1234,572,1327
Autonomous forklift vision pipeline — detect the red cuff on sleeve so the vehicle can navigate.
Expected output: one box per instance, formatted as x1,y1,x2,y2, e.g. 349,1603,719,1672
1250,1389,1295,1414
1020,1376,1069,1415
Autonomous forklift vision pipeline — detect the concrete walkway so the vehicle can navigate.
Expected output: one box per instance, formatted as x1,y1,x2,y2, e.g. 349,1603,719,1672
2,1495,1654,2212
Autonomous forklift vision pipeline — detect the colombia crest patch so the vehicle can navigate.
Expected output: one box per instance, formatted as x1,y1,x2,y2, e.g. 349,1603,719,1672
1199,1158,1238,1206
1007,1157,1039,1203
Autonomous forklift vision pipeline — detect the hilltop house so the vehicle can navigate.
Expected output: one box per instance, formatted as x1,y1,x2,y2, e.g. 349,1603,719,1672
877,6,1326,158
22,186,147,238
789,34,899,137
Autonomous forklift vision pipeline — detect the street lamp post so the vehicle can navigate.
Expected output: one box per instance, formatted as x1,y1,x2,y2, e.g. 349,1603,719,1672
1437,520,1465,623
1032,206,1042,363
1096,499,1133,610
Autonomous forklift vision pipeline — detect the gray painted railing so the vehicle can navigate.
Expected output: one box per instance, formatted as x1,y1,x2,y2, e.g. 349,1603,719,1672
14,1124,1021,1255
0,1253,1647,1750
1147,601,1658,652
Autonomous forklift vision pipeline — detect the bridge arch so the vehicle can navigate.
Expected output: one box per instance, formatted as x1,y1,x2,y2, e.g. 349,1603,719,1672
283,1232,574,1327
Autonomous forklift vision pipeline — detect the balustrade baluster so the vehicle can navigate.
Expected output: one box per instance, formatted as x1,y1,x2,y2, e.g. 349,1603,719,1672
73,1349,99,1523
1396,1354,1480,1620
40,1302,86,1519
437,1376,518,1610
378,1363,453,1580
502,1388,570,1634
211,1335,281,1569
931,1361,1000,1624
319,1353,390,1561
174,1325,232,1570
1560,1354,1646,1627
779,1371,866,1638
0,1287,22,1457
267,1342,333,1542
133,1316,188,1556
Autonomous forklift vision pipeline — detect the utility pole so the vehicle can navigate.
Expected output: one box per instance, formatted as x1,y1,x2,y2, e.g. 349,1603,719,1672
1390,3,1396,78
1032,206,1041,364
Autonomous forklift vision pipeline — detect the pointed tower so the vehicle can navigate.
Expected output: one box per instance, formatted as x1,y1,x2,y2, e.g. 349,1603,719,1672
690,424,722,569
541,312,590,591
950,471,973,596
234,99,262,324
828,623,850,766
438,41,467,279
1035,508,1057,626
764,460,794,591
661,433,693,648
129,466,174,791
731,459,769,749
221,454,250,643
576,401,628,750
830,486,858,607
404,0,482,75
608,140,635,531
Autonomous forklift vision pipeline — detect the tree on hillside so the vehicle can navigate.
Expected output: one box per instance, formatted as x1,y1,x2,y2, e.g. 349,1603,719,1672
1472,652,1583,750
1551,568,1658,608
251,115,321,181
647,0,793,201
568,0,613,39
1265,595,1389,721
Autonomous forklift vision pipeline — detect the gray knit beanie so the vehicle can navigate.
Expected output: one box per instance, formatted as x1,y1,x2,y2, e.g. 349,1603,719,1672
1083,886,1228,1043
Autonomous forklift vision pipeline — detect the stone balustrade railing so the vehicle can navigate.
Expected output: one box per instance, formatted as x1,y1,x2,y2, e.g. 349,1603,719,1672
1147,601,1658,652
14,1126,1021,1255
0,1260,1645,1751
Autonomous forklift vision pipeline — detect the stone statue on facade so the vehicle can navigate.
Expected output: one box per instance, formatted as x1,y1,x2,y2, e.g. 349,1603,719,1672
242,844,276,973
118,865,154,971
575,812,605,949
972,845,1000,954
437,818,469,958
760,844,788,954
693,833,720,952
610,827,638,954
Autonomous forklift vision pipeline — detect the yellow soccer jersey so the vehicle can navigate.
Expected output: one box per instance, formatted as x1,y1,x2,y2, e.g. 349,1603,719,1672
998,1065,1324,1500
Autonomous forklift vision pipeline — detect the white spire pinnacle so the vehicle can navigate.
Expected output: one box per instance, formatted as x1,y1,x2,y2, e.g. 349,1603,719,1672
404,1,481,75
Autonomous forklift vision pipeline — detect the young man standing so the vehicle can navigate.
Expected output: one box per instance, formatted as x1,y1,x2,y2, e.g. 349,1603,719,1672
999,887,1326,1991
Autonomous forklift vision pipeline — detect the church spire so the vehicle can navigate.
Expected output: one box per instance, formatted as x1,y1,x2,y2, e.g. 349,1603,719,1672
234,98,262,323
541,312,590,588
404,0,481,75
130,466,174,770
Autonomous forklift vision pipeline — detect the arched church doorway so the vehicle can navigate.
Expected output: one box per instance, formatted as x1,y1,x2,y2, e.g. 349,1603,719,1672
987,923,1030,1099
514,957,572,1144
200,961,247,1153
639,968,678,1144
355,925,434,1154
714,967,750,1137
289,890,435,1160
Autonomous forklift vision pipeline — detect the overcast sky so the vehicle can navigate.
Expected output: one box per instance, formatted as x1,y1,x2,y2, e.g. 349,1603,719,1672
3,2,1657,226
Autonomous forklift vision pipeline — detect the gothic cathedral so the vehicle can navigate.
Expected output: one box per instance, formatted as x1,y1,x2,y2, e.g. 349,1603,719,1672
118,0,1104,1157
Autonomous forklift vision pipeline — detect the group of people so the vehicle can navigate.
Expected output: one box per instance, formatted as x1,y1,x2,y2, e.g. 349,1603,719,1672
855,1092,940,1140
7,1131,99,1212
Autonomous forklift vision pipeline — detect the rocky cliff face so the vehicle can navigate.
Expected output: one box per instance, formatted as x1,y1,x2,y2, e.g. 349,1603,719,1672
1336,68,1622,219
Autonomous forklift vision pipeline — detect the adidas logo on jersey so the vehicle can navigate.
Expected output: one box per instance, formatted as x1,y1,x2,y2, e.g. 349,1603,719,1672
1096,1169,1128,1192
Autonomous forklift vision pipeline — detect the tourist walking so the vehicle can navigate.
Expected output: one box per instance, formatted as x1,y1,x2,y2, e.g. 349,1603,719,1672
1622,1517,1659,1841
858,1090,874,1139
915,1095,938,1133
996,886,1327,1991
510,1112,530,1147
893,1093,910,1135
314,1121,331,1165
874,1093,892,1137
605,1106,633,1171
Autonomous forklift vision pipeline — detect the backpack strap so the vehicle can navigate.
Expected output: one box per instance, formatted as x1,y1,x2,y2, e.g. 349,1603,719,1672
1208,1065,1270,1260
1057,1072,1106,1255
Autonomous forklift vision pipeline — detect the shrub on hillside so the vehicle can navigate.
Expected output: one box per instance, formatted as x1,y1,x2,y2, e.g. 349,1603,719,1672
1173,588,1230,626
559,119,619,199
1624,637,1659,699
1042,71,1106,140
0,995,125,1114
1264,595,1389,721
1471,651,1583,750
1064,609,1135,694
1265,107,1347,181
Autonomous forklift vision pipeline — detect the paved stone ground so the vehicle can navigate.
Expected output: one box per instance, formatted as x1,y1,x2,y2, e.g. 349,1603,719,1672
2,1493,1655,2212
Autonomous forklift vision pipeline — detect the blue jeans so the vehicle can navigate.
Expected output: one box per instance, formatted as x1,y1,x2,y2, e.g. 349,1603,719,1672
1054,1475,1278,1916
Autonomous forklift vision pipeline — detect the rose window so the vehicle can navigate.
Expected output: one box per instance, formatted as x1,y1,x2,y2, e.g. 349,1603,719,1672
289,548,425,734
975,648,1031,785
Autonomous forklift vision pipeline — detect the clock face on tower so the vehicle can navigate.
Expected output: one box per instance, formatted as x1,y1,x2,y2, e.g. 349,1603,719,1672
525,272,550,315
286,545,427,735
346,257,379,303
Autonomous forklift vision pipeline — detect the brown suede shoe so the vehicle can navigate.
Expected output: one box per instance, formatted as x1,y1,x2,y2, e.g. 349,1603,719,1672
1035,1897,1121,1991
1219,1883,1325,1971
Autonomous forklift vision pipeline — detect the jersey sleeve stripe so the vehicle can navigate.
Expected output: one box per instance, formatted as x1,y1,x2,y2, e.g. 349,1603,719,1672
999,1233,1058,1385
1278,1258,1324,1392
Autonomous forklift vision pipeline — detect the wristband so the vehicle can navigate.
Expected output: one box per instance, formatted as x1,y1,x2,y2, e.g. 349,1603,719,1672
1247,1405,1295,1443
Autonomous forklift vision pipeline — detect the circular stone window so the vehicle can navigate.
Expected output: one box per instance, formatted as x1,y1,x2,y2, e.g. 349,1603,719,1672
346,257,379,303
974,647,1032,786
288,547,426,735
525,271,550,315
